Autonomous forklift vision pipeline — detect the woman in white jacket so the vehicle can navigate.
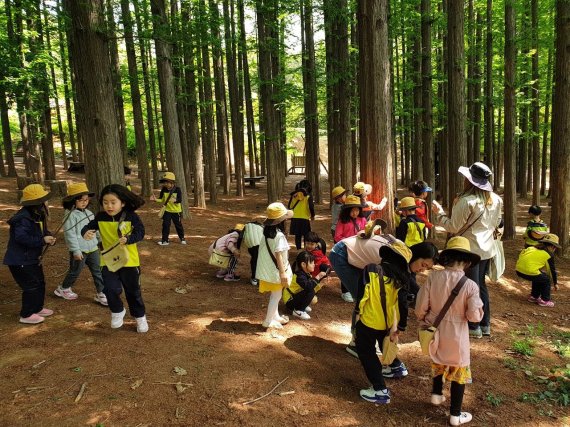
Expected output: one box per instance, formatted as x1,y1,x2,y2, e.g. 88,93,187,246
432,162,503,338
54,183,107,306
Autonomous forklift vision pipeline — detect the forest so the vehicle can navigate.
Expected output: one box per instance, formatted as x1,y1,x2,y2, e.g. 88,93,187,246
0,0,568,253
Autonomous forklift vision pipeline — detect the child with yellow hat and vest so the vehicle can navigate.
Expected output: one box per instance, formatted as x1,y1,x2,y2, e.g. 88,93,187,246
353,182,388,220
208,224,247,282
516,233,561,307
287,179,315,249
331,186,348,240
54,182,107,306
3,184,56,324
396,197,428,247
150,172,186,246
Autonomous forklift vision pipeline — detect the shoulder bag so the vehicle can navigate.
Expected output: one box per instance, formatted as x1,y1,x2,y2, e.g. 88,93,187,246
100,212,131,272
158,189,175,218
208,237,231,268
378,268,399,365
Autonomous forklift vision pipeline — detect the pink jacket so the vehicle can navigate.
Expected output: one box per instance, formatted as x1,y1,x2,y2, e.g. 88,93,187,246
416,269,483,367
334,217,367,242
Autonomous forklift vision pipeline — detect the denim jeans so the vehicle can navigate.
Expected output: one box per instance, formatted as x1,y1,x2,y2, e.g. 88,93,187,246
329,241,362,297
60,250,104,292
9,264,46,318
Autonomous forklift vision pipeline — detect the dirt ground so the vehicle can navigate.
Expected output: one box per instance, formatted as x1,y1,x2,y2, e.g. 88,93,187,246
0,162,568,427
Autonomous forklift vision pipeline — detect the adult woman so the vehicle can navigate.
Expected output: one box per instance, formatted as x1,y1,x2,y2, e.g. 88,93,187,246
432,162,503,338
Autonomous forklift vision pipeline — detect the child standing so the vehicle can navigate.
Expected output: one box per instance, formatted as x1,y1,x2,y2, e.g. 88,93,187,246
283,251,327,320
304,231,331,278
523,205,549,247
415,236,483,426
331,186,347,240
288,179,315,249
208,225,245,282
396,197,427,247
4,184,55,324
409,180,434,232
150,172,185,246
516,233,560,307
242,222,264,286
356,241,412,404
54,183,107,306
353,182,388,220
82,185,148,333
257,202,293,329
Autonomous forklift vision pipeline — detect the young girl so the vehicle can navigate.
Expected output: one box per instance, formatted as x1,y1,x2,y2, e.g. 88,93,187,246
523,205,549,247
54,182,106,306
334,195,366,302
242,222,264,286
208,224,245,282
416,236,483,426
4,184,55,324
330,186,347,240
409,180,434,233
150,172,185,246
82,185,148,333
356,241,412,404
304,231,331,278
516,233,560,307
283,251,327,320
257,202,293,329
288,179,315,249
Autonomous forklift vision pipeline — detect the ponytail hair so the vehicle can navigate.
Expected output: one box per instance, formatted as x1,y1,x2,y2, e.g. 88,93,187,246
292,250,315,273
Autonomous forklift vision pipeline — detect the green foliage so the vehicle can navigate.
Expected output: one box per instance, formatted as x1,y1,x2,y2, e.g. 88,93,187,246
513,338,535,357
552,332,570,359
503,357,520,370
486,392,503,407
521,366,570,407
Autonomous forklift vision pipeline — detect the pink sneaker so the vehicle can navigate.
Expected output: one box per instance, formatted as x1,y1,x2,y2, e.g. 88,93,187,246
537,298,554,307
20,314,45,324
527,295,538,303
36,308,54,317
54,286,78,300
224,273,241,282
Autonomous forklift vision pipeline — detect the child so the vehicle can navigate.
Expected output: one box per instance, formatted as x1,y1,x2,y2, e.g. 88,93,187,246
331,186,348,240
356,241,412,404
257,202,293,329
516,233,560,307
208,224,245,282
150,172,185,246
334,195,367,302
416,236,484,426
54,182,107,306
396,197,427,247
353,182,388,220
523,205,549,247
304,231,331,279
288,179,315,249
3,184,55,324
283,251,327,320
82,184,148,333
242,222,264,286
409,180,434,232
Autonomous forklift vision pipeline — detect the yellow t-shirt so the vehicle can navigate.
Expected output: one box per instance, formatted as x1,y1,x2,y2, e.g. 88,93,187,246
516,247,551,276
359,266,400,331
290,192,311,220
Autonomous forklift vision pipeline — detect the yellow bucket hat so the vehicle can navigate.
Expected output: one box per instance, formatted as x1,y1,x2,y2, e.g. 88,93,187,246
234,223,245,231
64,182,95,202
264,202,293,226
379,240,413,264
361,219,388,238
353,182,366,196
399,197,417,210
539,233,561,249
331,186,347,199
441,236,481,265
159,172,176,183
341,195,364,210
20,184,51,206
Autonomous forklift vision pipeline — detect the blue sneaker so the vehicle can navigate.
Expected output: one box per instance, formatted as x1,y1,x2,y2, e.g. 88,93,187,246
359,386,390,404
382,362,408,378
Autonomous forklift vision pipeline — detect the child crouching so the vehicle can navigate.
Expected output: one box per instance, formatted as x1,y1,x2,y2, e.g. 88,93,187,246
208,224,245,282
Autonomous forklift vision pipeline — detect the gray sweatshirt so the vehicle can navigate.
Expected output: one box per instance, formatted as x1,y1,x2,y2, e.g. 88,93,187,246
63,208,99,256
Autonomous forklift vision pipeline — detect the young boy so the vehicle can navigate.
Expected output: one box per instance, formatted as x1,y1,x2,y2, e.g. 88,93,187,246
395,197,427,247
150,172,186,246
304,232,331,278
523,205,548,247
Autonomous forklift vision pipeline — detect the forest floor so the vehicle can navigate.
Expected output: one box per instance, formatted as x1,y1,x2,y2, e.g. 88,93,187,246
0,162,568,427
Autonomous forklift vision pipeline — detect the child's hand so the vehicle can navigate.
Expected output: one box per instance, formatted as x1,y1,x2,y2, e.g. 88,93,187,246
84,230,97,240
280,273,288,287
316,272,327,281
389,330,400,343
432,201,444,215
378,196,388,211
73,253,84,261
150,194,156,201
119,236,128,245
44,236,56,245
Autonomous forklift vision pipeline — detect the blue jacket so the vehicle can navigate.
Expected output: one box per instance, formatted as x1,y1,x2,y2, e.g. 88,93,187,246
3,207,50,266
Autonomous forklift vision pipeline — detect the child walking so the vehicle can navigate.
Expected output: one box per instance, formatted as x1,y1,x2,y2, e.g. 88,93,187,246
4,184,56,324
150,172,186,246
356,241,412,404
283,251,327,320
304,231,331,278
396,197,427,247
288,179,315,249
516,233,560,307
415,236,484,426
208,224,246,282
257,202,293,329
54,182,107,306
82,184,148,333
331,186,348,240
523,205,549,247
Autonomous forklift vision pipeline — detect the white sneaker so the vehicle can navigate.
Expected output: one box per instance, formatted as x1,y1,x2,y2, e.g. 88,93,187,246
275,314,289,324
111,309,126,329
157,241,169,246
341,292,354,303
136,315,149,333
304,306,312,313
180,240,187,245
450,412,473,426
94,292,108,306
54,286,78,300
262,320,283,329
293,309,311,320
431,394,446,406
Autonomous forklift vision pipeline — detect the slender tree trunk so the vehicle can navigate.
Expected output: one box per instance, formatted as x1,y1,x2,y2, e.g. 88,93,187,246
531,0,540,205
484,0,494,171
421,0,434,190
412,11,423,180
466,0,474,165
541,47,553,196
0,80,14,176
473,12,482,162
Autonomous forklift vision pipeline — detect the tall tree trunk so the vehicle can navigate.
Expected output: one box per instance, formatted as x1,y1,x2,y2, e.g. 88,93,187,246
337,0,351,192
358,0,395,228
541,47,552,196
412,10,423,180
466,0,475,165
484,0,494,172
0,81,14,176
550,0,570,255
531,0,540,205
503,0,517,240
421,0,434,190
473,12,482,162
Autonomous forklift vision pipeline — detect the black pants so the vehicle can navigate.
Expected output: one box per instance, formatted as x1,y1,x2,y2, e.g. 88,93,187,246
161,211,185,242
517,271,551,301
9,265,46,318
248,246,259,278
466,258,490,329
102,266,145,317
355,321,401,390
285,288,315,312
432,375,465,417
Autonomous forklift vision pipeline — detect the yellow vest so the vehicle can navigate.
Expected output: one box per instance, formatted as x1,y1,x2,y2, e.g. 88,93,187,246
282,272,323,303
516,247,551,277
359,268,400,331
291,193,311,220
99,220,140,267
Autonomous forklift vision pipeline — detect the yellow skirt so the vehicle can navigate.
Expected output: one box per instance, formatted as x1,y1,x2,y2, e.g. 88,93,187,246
431,363,472,385
259,280,282,293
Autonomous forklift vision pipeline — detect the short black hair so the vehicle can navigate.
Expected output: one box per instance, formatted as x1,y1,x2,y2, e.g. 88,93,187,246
293,250,315,272
410,242,439,263
409,180,430,196
99,184,145,212
528,205,542,216
339,206,363,223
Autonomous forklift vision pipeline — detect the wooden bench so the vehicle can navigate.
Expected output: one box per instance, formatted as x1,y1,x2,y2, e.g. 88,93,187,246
69,162,132,175
244,176,265,188
287,155,306,175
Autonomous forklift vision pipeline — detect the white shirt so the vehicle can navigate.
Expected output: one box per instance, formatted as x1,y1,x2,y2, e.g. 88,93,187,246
242,222,263,249
255,231,292,284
